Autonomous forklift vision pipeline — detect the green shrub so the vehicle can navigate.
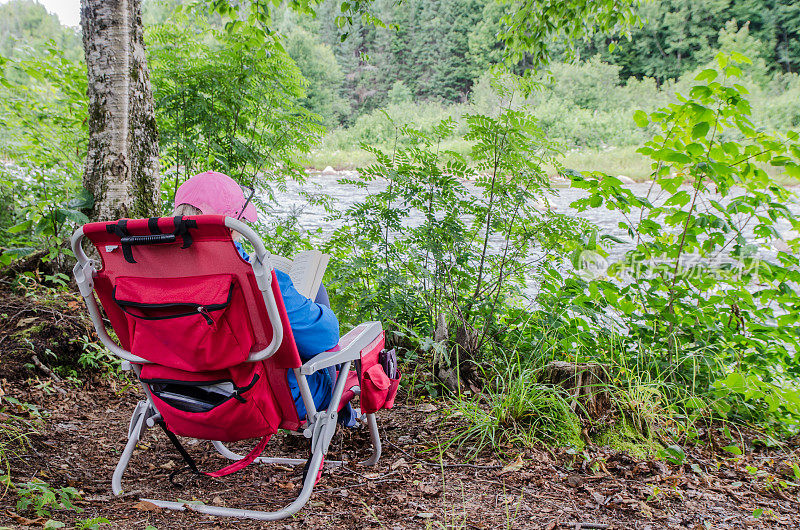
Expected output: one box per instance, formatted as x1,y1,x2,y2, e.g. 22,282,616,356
445,365,583,457
563,52,800,431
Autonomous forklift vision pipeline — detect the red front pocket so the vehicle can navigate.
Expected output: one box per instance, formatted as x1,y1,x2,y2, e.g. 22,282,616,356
114,274,254,370
141,363,279,442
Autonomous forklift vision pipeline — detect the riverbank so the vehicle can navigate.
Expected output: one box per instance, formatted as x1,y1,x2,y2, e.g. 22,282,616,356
307,145,655,182
1,282,799,529
3,367,800,528
306,144,800,186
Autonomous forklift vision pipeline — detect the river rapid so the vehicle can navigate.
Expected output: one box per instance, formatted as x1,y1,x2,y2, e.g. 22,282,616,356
265,170,800,274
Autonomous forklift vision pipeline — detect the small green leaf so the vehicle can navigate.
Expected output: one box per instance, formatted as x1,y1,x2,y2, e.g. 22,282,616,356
695,68,718,82
663,151,691,164
692,122,710,139
633,110,648,128
58,209,90,225
66,188,94,210
658,445,686,465
8,220,33,234
722,445,742,455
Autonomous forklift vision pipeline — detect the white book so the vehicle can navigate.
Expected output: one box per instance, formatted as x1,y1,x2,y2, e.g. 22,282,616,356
270,250,330,300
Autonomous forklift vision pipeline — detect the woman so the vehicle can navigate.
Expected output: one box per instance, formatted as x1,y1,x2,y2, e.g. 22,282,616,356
173,170,357,425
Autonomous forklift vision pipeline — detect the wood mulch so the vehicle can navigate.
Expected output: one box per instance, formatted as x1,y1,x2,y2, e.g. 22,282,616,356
1,375,799,529
0,280,798,528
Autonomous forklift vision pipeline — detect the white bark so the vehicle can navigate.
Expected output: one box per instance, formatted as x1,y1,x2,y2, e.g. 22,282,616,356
81,0,160,221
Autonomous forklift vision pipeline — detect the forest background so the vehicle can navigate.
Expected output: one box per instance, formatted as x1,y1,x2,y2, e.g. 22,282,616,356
2,0,800,177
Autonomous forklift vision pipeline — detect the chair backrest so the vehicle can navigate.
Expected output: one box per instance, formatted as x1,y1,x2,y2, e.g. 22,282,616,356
76,215,304,431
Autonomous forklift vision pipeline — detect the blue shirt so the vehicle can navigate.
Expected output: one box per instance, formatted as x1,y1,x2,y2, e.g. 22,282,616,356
235,242,338,419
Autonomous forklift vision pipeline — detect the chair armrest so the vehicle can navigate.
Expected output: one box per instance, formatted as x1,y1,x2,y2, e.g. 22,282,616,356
300,321,383,375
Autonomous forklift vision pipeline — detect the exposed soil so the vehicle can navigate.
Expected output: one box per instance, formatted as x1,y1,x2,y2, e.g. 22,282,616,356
1,375,799,530
0,282,799,529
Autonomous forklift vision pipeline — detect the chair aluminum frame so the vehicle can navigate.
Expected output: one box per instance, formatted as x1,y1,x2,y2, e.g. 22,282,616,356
71,217,384,521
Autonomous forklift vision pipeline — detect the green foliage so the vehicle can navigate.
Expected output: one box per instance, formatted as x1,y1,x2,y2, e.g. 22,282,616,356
326,99,586,369
13,478,81,518
387,81,413,105
75,518,111,530
564,52,800,430
581,0,800,81
445,363,583,457
73,336,120,375
0,397,41,477
284,28,349,128
498,0,641,70
147,10,323,205
0,43,89,268
657,444,687,466
0,0,82,69
595,421,662,459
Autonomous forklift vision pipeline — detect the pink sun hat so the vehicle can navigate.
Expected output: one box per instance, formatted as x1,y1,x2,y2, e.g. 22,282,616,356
174,171,258,222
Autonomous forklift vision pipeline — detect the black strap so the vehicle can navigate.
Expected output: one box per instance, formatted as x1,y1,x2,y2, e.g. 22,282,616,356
106,220,136,264
155,420,271,480
106,217,199,264
148,217,162,235
172,216,198,249
157,420,202,476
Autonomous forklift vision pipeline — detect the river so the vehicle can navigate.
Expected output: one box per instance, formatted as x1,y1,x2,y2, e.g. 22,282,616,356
265,170,800,275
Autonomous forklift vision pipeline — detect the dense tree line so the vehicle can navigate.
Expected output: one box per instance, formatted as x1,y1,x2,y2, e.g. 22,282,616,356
581,0,800,82
1,0,798,128
301,0,800,119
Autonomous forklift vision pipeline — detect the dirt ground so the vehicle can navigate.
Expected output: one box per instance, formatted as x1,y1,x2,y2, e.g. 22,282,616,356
1,375,799,530
0,283,798,529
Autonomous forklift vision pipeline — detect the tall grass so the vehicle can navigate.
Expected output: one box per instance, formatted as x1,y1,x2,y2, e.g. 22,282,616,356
443,359,582,458
0,397,39,489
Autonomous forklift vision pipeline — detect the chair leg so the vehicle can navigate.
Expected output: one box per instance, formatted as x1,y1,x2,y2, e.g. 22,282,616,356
361,412,382,466
112,401,152,495
143,423,328,520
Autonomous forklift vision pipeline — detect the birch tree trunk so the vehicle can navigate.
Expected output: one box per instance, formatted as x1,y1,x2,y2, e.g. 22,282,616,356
80,0,160,221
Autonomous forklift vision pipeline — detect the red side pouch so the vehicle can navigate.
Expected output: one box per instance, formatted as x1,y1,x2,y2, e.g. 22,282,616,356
358,332,402,414
140,362,279,442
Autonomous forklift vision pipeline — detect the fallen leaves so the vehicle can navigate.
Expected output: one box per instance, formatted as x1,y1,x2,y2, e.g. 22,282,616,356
499,454,525,475
6,510,47,526
16,316,38,328
133,500,161,512
391,457,407,470
418,483,442,497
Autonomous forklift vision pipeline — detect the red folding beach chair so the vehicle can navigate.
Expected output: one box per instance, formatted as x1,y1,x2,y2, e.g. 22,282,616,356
70,215,401,520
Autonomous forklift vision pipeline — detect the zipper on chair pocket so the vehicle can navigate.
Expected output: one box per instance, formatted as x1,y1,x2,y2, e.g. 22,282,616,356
144,374,261,412
113,285,233,322
197,306,215,326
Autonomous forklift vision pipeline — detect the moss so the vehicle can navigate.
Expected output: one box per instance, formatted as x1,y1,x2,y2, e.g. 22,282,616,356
594,420,662,459
13,323,47,338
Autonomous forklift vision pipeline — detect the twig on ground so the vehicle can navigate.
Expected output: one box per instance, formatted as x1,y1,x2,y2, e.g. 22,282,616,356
312,478,404,496
31,355,67,395
472,478,526,495
341,465,401,481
